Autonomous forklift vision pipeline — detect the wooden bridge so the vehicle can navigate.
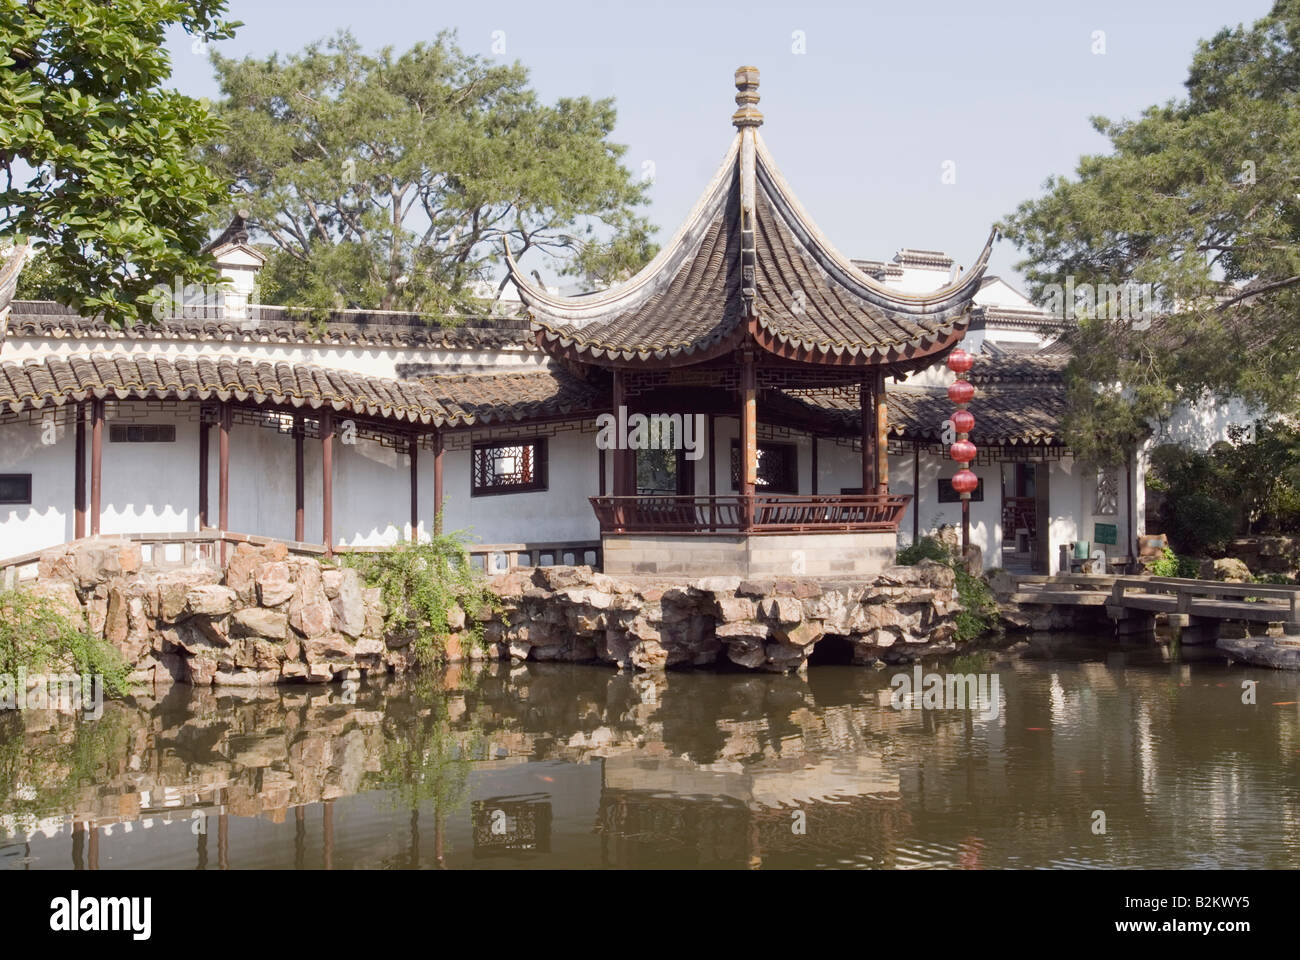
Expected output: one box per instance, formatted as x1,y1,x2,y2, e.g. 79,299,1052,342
1007,573,1300,642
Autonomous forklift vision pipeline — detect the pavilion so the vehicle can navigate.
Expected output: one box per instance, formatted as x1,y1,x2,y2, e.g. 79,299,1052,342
505,67,994,576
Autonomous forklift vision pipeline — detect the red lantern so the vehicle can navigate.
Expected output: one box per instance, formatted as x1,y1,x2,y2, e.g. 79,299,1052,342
947,380,974,405
946,348,974,374
949,439,977,463
951,409,974,434
951,469,979,494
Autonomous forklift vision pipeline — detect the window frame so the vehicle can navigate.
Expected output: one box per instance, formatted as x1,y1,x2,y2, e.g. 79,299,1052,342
0,473,33,505
108,423,177,444
729,439,799,495
470,437,549,497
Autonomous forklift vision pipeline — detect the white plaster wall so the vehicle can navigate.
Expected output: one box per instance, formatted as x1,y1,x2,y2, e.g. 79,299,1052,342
99,403,197,538
1047,457,1082,574
222,418,303,544
440,428,600,545
0,417,74,556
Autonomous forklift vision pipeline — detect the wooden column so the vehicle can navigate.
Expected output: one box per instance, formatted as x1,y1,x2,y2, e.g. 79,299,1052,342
912,442,921,542
740,352,757,529
876,371,889,494
218,402,230,564
810,435,818,495
321,409,334,555
433,429,444,535
90,399,103,535
598,447,606,497
74,403,86,538
409,435,419,542
707,414,716,497
860,380,877,496
198,417,209,529
294,415,305,541
612,369,629,497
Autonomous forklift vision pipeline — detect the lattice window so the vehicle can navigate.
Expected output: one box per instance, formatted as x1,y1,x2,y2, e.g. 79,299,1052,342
472,438,547,496
729,440,798,493
1095,468,1119,515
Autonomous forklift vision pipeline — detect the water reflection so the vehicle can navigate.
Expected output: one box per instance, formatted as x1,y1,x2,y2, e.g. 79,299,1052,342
3,639,1300,869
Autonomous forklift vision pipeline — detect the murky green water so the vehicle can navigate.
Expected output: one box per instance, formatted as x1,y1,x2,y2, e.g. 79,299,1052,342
3,637,1300,869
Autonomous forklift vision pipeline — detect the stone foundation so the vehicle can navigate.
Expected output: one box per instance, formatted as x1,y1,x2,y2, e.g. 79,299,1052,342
19,536,966,685
601,531,897,577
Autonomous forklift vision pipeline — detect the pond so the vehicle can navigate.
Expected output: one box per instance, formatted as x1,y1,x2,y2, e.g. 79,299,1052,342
2,636,1299,869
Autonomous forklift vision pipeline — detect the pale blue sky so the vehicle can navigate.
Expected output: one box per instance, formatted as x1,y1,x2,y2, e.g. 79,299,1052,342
165,0,1275,290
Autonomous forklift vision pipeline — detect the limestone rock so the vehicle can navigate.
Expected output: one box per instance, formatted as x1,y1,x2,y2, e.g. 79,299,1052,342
1213,557,1252,583
329,567,365,638
231,606,289,640
186,585,236,617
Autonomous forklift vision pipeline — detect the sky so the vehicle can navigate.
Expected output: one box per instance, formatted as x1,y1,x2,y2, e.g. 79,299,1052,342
164,0,1277,292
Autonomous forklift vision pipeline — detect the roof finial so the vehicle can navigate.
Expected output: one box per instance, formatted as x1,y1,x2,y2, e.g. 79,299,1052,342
732,66,763,129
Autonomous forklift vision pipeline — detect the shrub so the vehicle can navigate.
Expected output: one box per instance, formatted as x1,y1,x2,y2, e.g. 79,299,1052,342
0,588,131,697
343,530,501,667
896,535,998,643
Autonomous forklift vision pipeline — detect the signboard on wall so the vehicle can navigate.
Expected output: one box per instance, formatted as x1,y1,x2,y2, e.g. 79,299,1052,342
1094,522,1118,546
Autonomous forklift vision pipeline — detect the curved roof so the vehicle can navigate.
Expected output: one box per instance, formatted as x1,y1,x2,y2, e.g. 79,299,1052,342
508,68,994,370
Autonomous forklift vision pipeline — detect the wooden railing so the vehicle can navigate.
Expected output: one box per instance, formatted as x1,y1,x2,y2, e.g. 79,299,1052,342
589,494,911,535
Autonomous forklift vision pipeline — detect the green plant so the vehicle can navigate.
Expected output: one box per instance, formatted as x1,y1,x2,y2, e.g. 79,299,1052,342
896,536,998,643
897,535,952,566
0,588,131,696
343,530,501,667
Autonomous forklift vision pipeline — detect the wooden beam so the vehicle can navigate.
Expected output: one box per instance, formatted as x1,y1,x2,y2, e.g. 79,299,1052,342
433,429,444,535
294,415,305,541
74,403,86,538
90,399,103,536
409,435,419,542
198,418,209,530
322,409,334,555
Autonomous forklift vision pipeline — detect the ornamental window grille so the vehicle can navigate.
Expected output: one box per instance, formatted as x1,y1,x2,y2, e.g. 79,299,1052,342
0,474,32,504
471,438,547,496
729,440,798,494
1095,468,1119,515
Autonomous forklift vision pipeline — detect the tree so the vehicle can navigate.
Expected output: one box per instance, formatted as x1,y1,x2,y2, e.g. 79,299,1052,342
0,1,238,324
206,31,657,315
1000,0,1300,464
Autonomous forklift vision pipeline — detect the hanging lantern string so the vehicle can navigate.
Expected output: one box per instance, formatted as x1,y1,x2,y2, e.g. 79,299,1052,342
946,349,977,499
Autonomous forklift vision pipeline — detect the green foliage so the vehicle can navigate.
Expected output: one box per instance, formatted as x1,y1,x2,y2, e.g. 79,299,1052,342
896,535,952,566
206,30,657,314
0,588,131,696
1148,420,1300,554
0,1,239,324
343,531,500,667
1149,547,1199,578
896,535,999,643
1000,0,1300,460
